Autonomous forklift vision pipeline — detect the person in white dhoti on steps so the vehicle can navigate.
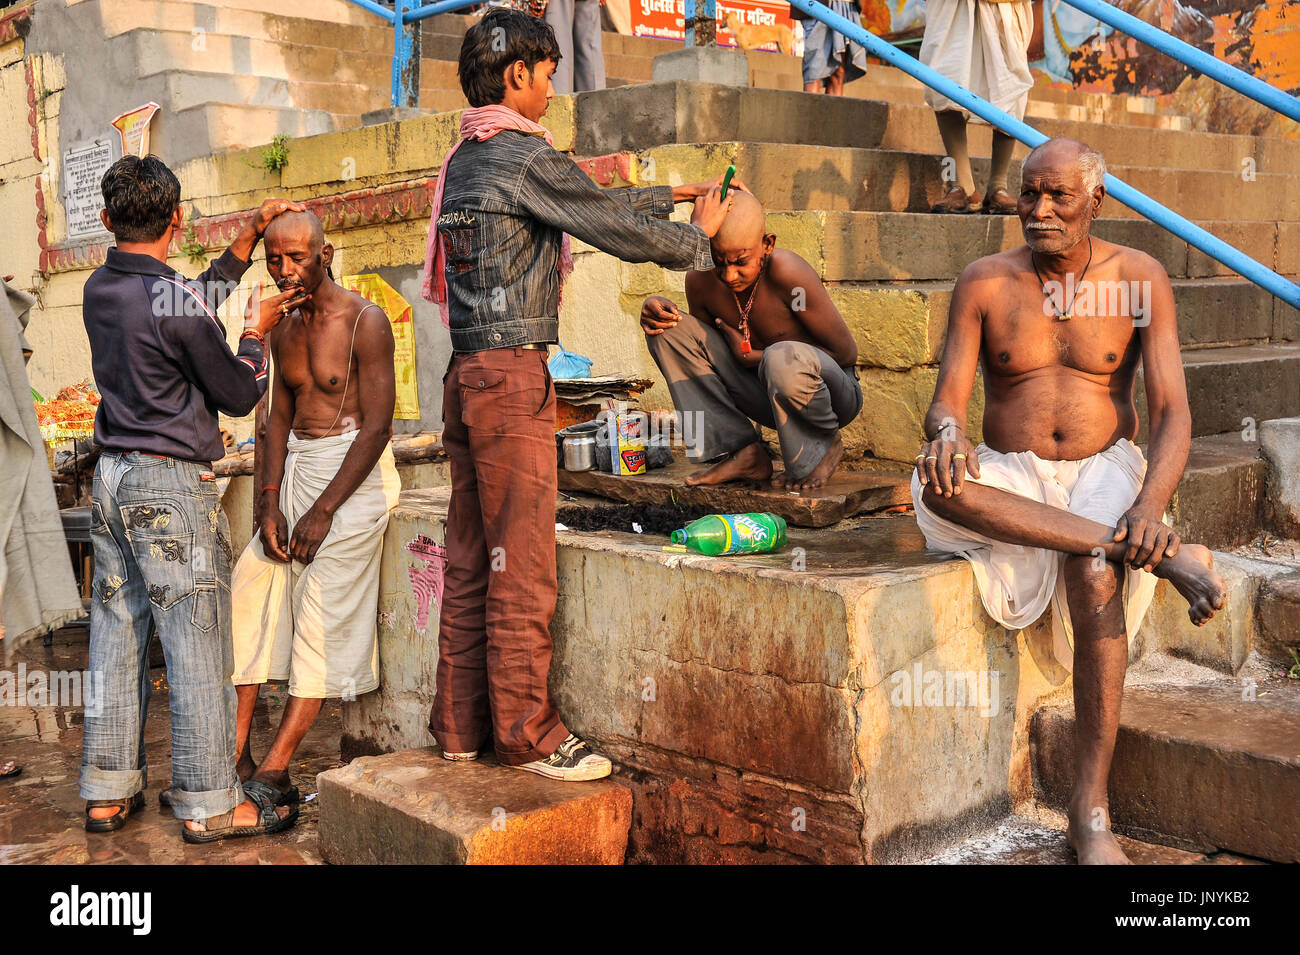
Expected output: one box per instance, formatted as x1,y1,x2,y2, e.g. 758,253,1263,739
229,211,400,808
921,0,1034,214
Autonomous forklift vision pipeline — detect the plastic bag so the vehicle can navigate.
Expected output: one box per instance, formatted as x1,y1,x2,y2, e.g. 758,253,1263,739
548,345,593,379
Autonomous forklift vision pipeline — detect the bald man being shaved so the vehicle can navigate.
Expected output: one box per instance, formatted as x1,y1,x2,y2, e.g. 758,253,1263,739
642,190,860,488
228,210,400,807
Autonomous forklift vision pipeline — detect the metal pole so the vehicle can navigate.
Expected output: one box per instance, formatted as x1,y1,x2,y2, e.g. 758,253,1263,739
1060,0,1300,123
784,0,1300,309
405,0,487,23
391,0,422,109
684,0,717,47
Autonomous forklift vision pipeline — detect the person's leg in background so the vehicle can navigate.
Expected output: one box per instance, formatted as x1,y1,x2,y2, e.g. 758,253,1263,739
430,354,494,758
115,458,243,827
544,0,577,95
80,454,155,826
935,110,978,202
571,0,606,92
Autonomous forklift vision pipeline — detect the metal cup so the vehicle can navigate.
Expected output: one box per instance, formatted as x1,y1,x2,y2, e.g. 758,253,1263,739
563,435,596,471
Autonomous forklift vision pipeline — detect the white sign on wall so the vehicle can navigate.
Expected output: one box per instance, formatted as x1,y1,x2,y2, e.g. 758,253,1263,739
63,141,115,239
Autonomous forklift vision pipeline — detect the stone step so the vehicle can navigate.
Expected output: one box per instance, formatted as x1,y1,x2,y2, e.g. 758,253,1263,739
922,814,1264,864
599,50,1188,129
576,83,1300,181
151,0,383,22
124,27,420,86
339,488,1278,863
1167,432,1268,550
1168,344,1300,441
634,138,1300,226
316,747,632,864
841,342,1295,463
1032,681,1300,862
1261,417,1300,538
158,70,383,117
744,209,1300,283
96,0,394,45
163,101,338,156
1256,572,1300,667
821,277,1295,373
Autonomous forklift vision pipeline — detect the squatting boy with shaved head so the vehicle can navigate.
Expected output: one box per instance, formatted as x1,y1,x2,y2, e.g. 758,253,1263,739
641,189,861,489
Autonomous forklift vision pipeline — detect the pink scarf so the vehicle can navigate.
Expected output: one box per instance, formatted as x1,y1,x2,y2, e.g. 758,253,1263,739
422,104,574,327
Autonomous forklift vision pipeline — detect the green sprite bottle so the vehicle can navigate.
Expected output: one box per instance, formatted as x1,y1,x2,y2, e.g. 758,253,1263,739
670,513,788,555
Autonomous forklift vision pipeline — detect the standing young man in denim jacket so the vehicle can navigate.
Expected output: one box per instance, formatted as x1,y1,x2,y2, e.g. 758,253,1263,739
425,9,738,780
79,155,307,841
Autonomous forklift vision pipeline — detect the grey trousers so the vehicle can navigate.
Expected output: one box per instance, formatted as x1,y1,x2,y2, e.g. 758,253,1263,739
544,0,606,95
646,315,862,480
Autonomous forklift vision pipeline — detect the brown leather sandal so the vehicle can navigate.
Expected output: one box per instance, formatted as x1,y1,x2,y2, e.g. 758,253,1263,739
930,186,981,214
982,187,1017,215
85,791,145,833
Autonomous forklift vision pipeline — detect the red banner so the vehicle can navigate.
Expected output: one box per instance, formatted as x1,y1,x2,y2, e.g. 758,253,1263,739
631,0,796,52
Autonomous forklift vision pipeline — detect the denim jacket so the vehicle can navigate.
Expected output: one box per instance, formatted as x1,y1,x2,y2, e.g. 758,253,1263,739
438,130,714,352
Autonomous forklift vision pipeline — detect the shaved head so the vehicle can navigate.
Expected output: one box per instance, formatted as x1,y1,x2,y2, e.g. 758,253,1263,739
713,190,766,253
263,209,333,293
264,209,325,253
1022,138,1107,193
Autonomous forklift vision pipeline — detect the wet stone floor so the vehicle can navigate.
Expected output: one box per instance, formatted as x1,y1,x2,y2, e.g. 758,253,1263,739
1,624,340,864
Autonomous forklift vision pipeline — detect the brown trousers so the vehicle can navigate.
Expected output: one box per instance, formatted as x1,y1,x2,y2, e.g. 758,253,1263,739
429,347,570,764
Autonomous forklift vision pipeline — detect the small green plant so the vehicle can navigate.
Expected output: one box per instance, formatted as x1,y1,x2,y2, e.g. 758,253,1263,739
1287,646,1300,680
179,213,207,267
247,133,291,174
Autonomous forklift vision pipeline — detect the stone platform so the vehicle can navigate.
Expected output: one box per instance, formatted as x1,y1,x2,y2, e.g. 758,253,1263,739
558,458,913,528
317,748,632,865
338,487,1286,864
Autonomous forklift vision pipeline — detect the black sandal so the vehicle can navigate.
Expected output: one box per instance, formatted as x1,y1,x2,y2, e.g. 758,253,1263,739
180,781,299,844
162,782,299,807
85,792,145,833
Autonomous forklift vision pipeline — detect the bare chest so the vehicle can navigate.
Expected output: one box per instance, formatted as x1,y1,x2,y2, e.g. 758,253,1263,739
276,317,358,396
982,287,1142,379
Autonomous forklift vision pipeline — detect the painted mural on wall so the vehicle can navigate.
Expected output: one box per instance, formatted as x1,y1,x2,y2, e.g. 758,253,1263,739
873,0,1299,137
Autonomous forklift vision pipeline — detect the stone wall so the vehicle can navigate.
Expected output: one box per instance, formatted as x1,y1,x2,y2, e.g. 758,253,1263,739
341,488,1270,863
0,11,979,464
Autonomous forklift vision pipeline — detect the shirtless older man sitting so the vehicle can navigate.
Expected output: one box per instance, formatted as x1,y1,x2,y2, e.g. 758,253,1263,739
641,190,861,489
910,138,1227,865
229,211,400,806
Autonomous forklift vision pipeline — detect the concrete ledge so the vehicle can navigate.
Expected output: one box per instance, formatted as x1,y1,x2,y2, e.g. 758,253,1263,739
317,748,632,864
341,488,1278,862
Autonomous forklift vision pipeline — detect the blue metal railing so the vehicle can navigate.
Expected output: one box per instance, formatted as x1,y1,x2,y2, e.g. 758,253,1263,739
343,0,1299,308
788,0,1300,309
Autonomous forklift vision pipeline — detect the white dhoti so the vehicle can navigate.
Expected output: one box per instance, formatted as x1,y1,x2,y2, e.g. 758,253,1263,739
910,439,1160,665
920,0,1034,123
232,431,401,699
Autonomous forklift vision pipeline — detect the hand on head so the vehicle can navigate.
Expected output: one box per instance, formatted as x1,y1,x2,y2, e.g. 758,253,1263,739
253,198,307,237
691,185,734,239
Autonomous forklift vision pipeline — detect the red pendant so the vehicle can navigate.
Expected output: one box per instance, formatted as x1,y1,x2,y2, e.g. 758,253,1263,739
739,340,752,355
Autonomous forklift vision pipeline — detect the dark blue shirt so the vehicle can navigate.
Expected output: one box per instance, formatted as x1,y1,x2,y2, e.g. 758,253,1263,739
82,247,268,462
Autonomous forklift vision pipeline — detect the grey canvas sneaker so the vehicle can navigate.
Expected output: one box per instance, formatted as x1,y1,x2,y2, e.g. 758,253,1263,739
509,734,612,781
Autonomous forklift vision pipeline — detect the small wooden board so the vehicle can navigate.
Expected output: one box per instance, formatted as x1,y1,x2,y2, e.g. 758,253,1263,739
558,458,913,528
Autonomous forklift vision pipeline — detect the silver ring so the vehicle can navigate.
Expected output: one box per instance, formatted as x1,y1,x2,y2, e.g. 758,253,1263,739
925,455,938,462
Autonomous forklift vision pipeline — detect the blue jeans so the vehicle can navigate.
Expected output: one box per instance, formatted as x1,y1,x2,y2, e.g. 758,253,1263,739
78,452,243,822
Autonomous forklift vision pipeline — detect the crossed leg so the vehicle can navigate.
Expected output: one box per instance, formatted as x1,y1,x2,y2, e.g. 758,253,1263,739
921,481,1226,864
